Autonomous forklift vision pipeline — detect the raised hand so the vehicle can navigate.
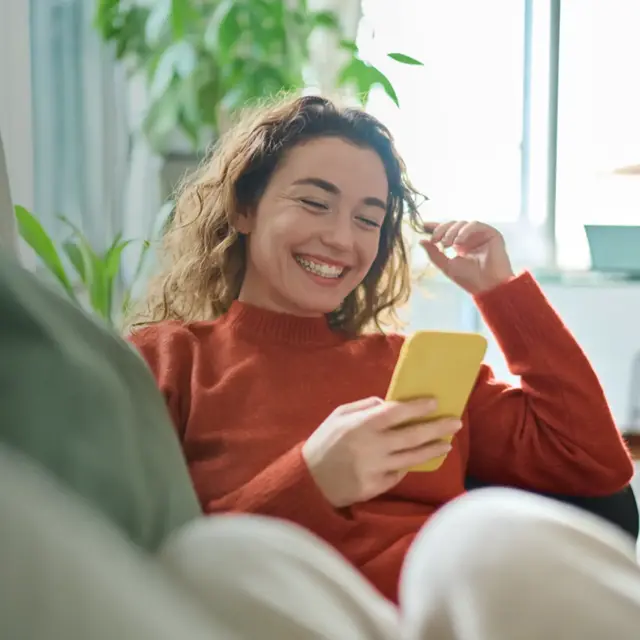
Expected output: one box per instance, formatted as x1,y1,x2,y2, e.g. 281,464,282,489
420,220,515,295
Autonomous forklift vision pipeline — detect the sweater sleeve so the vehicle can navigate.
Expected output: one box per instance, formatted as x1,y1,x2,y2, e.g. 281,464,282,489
466,271,634,496
205,443,355,545
129,324,353,544
127,323,194,440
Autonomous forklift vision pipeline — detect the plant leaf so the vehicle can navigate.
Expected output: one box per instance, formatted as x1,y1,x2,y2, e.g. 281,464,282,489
338,58,400,107
83,249,109,321
170,0,194,39
58,217,96,281
103,236,134,323
145,0,171,45
312,10,340,30
149,41,197,99
143,81,182,150
58,215,110,320
62,239,87,283
339,39,358,54
105,235,133,281
94,0,122,36
387,52,424,66
204,0,238,57
14,206,76,300
368,66,400,107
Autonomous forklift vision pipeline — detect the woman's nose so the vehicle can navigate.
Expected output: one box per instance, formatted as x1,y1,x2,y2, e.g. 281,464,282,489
320,212,354,252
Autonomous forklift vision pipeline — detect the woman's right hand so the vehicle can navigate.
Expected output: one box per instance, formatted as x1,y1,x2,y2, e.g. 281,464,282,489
302,397,462,508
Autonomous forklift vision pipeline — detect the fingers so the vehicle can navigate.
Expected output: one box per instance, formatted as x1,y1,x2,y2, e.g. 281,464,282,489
420,221,467,273
387,439,453,471
451,221,482,247
370,398,438,430
441,221,468,247
423,220,495,251
336,396,384,416
385,417,462,452
420,240,450,272
424,220,464,245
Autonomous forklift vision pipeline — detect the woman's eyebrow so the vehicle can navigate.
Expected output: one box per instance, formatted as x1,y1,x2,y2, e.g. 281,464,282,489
291,177,386,210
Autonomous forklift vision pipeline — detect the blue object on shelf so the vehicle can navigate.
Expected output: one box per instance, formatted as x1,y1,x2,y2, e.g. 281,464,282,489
585,225,640,277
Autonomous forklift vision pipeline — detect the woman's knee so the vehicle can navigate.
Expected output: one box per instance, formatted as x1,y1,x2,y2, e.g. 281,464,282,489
401,487,636,600
160,514,399,639
160,513,391,606
160,513,332,575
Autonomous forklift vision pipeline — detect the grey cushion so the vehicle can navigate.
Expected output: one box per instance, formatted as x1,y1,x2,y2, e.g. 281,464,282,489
0,252,200,551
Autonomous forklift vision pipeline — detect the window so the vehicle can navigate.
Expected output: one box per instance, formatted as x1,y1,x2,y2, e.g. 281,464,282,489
359,0,526,227
28,0,640,273
360,0,640,273
555,0,640,269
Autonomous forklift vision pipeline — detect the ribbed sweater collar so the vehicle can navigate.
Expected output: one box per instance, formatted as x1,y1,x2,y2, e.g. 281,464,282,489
221,301,347,346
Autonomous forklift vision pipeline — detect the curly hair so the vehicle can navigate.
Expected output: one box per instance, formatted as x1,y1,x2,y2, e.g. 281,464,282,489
127,95,426,335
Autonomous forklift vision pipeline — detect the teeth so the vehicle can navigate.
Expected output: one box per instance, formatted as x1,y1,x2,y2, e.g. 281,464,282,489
295,256,344,279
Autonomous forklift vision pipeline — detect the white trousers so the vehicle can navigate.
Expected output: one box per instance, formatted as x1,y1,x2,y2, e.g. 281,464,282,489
2,447,640,640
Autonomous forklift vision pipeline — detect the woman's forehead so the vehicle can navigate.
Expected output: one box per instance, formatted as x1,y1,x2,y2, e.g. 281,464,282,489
272,137,388,198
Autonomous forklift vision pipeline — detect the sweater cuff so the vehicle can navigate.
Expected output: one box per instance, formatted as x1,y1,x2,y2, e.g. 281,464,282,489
253,444,354,543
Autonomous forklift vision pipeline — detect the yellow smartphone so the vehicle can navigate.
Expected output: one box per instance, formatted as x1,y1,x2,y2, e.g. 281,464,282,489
385,330,488,472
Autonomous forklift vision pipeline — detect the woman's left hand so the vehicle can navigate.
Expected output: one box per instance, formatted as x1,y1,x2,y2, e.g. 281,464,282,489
420,220,515,295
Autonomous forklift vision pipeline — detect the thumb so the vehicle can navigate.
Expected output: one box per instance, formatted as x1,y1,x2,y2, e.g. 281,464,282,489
420,240,450,273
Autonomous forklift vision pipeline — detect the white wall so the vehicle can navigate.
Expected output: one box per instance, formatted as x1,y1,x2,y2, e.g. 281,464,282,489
407,276,640,427
484,282,640,428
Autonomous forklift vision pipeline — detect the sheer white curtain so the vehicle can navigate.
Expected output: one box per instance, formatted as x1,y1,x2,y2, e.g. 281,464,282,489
0,0,33,262
119,75,165,283
30,0,130,250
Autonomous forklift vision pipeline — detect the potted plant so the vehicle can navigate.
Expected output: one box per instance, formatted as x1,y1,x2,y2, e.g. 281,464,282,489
94,0,421,192
13,203,173,328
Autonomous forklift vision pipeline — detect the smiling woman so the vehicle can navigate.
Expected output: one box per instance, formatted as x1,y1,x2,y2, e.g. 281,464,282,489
128,95,425,334
235,137,390,318
126,94,635,636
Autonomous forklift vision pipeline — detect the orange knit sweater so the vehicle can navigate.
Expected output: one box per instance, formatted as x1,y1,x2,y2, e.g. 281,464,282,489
130,272,633,602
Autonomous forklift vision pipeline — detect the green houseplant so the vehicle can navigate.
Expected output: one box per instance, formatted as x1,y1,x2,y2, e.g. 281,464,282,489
14,204,173,327
94,0,422,152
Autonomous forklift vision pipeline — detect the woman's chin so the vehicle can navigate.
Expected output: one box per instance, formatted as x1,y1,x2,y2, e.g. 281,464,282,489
287,272,359,316
286,291,347,317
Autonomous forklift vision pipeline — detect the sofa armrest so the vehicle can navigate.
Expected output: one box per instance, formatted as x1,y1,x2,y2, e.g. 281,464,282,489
464,476,639,541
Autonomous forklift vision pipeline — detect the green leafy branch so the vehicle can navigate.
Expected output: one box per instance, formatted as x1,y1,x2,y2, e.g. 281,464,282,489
94,0,423,151
14,205,172,327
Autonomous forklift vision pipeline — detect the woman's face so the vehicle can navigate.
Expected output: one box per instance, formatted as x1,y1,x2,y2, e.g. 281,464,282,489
237,136,389,317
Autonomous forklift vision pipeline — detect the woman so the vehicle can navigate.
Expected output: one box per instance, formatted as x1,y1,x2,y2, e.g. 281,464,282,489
129,96,637,637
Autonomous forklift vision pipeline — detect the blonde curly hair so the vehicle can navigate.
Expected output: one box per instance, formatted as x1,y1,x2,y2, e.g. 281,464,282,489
127,95,425,335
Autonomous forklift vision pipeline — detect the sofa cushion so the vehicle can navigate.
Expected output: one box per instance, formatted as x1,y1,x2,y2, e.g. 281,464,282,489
0,252,201,551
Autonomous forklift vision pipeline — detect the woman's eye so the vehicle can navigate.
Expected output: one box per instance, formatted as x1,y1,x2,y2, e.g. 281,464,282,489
300,198,329,210
357,216,381,229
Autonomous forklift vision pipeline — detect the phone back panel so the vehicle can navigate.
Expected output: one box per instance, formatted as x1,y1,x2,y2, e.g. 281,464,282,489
386,331,487,471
